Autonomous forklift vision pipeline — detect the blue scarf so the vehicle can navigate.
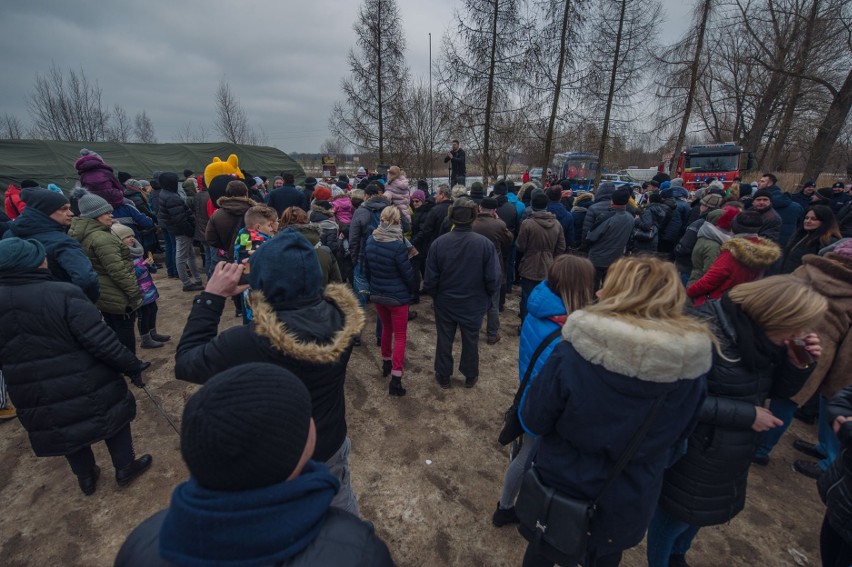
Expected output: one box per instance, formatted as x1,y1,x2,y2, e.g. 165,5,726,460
159,461,339,567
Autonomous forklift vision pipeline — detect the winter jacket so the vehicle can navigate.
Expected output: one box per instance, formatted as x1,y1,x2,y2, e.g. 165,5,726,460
175,285,364,462
837,201,852,238
674,216,707,272
0,270,138,457
385,176,411,223
115,492,394,567
350,198,395,266
661,199,691,244
123,186,154,219
769,186,804,246
790,252,852,405
660,299,812,527
205,197,255,260
309,205,341,251
332,194,354,225
516,281,566,404
688,222,732,287
181,177,198,198
69,217,142,314
4,206,100,302
781,231,834,274
686,235,781,306
412,200,451,255
75,154,126,207
791,190,814,210
755,206,783,243
507,192,526,219
192,190,211,243
633,202,669,253
586,209,634,269
495,199,519,239
113,202,154,234
132,257,159,306
410,200,435,250
4,183,25,219
545,201,575,247
818,387,852,547
364,233,417,305
266,184,308,216
423,226,501,327
517,211,566,280
581,184,616,241
287,224,342,285
571,203,590,245
521,310,710,555
444,148,466,179
472,213,513,276
157,187,195,237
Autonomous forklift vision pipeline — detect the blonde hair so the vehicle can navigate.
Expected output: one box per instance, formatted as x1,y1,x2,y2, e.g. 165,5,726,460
546,255,595,313
728,276,827,335
585,256,715,339
380,205,401,225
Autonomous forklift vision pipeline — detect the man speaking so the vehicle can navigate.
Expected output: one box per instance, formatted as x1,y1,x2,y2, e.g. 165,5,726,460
444,140,466,188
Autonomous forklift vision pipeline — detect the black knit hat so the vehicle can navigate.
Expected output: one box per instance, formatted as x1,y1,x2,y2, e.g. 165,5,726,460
469,182,486,203
611,187,631,206
180,363,312,491
732,210,763,234
21,187,69,216
249,228,323,307
752,188,773,201
531,193,548,210
118,171,132,184
480,197,498,210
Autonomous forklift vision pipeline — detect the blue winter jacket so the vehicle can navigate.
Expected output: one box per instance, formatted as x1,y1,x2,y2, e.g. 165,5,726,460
661,198,691,243
363,234,417,305
546,202,575,247
507,192,526,218
113,202,154,234
5,206,100,302
769,186,804,246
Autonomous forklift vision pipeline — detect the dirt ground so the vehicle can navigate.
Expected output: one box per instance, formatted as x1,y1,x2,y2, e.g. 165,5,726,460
0,269,827,566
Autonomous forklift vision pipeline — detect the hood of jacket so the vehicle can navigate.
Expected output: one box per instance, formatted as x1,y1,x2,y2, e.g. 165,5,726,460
769,186,793,209
288,223,321,245
721,236,781,268
216,196,255,215
251,283,365,365
310,203,334,219
527,281,566,320
697,220,732,245
68,216,110,241
529,210,559,229
7,206,65,237
796,253,852,300
563,310,712,383
594,183,615,203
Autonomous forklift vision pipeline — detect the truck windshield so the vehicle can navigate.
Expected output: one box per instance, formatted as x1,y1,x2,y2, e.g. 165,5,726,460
684,154,739,172
564,160,597,178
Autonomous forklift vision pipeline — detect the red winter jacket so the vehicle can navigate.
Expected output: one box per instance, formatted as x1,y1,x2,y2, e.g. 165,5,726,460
5,184,25,219
686,235,781,306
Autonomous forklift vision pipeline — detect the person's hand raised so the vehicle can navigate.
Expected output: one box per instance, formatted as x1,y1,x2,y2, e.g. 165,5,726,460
205,261,250,298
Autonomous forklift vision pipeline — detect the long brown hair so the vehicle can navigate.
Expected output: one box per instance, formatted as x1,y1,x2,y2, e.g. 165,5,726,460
546,255,595,313
279,206,308,228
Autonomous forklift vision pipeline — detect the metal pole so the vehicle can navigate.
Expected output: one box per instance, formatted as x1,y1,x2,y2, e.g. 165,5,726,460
140,384,180,435
429,32,434,193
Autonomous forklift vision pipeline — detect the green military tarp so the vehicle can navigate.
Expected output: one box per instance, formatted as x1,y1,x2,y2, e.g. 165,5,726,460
0,140,305,190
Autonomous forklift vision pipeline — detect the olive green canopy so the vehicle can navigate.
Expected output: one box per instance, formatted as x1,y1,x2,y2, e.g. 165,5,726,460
0,140,305,191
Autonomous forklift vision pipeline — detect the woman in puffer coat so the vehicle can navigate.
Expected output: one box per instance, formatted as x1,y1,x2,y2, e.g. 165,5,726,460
519,256,714,567
818,386,852,566
69,190,142,354
648,276,827,567
0,237,150,496
686,210,780,306
363,206,417,396
491,255,595,528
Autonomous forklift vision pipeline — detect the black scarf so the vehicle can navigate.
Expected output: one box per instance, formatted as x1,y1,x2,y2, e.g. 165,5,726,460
720,294,784,371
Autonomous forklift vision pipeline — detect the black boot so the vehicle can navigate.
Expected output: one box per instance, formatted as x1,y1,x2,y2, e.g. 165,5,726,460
669,554,690,567
389,377,406,396
116,454,153,487
382,360,392,377
149,329,171,342
77,465,100,496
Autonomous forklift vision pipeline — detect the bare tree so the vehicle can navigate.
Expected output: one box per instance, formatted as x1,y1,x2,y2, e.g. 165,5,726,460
0,113,25,139
134,110,156,143
391,80,454,179
175,121,211,143
27,64,109,141
329,0,409,163
106,104,132,142
215,80,252,144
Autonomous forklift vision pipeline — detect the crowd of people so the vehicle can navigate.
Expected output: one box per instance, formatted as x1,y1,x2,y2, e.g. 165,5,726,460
1,146,851,567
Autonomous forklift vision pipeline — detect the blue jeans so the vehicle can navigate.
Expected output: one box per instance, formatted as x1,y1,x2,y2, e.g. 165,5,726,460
326,437,359,517
646,506,701,567
506,243,517,291
755,398,798,459
756,396,839,470
817,396,841,469
202,243,217,279
163,230,177,276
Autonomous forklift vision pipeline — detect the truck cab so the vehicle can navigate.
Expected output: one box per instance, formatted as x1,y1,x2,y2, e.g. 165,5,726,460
660,142,749,191
553,151,598,193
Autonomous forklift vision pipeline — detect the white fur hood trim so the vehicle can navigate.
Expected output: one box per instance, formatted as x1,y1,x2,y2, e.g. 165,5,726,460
562,310,712,383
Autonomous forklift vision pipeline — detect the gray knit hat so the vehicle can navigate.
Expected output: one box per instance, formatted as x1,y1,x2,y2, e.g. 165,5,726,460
74,188,113,218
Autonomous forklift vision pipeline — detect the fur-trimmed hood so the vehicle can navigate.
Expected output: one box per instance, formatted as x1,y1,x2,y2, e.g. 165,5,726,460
797,253,852,300
215,196,256,213
250,283,364,364
721,236,781,268
562,310,712,383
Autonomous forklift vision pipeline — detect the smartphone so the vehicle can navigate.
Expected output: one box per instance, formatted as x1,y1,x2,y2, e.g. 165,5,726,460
790,339,814,366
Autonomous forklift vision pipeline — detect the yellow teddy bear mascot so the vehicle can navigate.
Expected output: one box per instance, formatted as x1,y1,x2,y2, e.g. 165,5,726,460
203,154,244,212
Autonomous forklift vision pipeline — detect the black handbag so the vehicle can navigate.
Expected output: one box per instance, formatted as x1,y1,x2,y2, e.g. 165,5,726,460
497,328,563,446
515,396,665,564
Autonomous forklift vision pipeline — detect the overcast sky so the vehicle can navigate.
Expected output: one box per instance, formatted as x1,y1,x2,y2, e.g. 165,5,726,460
0,0,693,153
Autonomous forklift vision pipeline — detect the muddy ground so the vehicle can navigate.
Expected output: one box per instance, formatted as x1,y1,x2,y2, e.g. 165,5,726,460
0,270,826,566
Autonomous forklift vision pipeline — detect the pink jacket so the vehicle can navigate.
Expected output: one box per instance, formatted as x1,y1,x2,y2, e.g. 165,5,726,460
385,176,411,222
332,194,354,225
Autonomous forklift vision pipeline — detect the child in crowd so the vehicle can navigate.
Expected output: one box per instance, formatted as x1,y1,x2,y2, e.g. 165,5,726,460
385,166,411,224
332,192,354,225
234,205,278,323
111,223,170,349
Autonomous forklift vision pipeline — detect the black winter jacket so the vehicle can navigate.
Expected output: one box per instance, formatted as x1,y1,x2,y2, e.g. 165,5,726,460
364,235,417,305
115,507,395,567
157,188,194,237
415,200,451,253
0,270,138,456
674,215,707,272
819,386,852,547
174,285,364,462
659,299,812,526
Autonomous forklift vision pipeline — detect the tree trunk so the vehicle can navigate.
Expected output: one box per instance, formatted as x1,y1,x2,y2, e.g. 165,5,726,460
741,69,786,169
377,0,384,163
595,0,627,187
482,0,500,186
800,68,852,186
540,0,572,180
670,0,712,169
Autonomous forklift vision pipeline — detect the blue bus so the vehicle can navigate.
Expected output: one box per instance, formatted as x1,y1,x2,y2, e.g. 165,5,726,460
553,151,598,193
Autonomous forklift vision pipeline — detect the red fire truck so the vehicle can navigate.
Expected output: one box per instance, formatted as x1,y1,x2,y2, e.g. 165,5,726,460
659,142,751,191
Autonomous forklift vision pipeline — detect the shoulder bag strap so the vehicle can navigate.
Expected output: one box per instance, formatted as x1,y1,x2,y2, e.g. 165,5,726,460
593,395,665,506
513,327,563,406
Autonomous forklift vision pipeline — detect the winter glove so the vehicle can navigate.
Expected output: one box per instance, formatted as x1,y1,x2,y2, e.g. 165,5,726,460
127,372,144,388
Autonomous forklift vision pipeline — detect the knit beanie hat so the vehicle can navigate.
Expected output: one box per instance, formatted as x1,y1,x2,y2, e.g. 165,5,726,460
752,188,773,201
449,197,477,225
111,223,135,241
180,363,313,491
47,183,63,194
248,228,323,308
705,209,725,226
715,206,739,231
611,187,631,206
21,187,69,216
74,188,113,219
732,210,763,234
469,182,486,203
118,172,132,184
492,180,508,195
803,180,816,189
0,237,46,271
670,178,684,188
480,197,498,210
707,180,725,194
531,193,549,210
304,176,318,188
313,186,332,202
411,189,426,202
701,193,724,210
160,172,180,192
